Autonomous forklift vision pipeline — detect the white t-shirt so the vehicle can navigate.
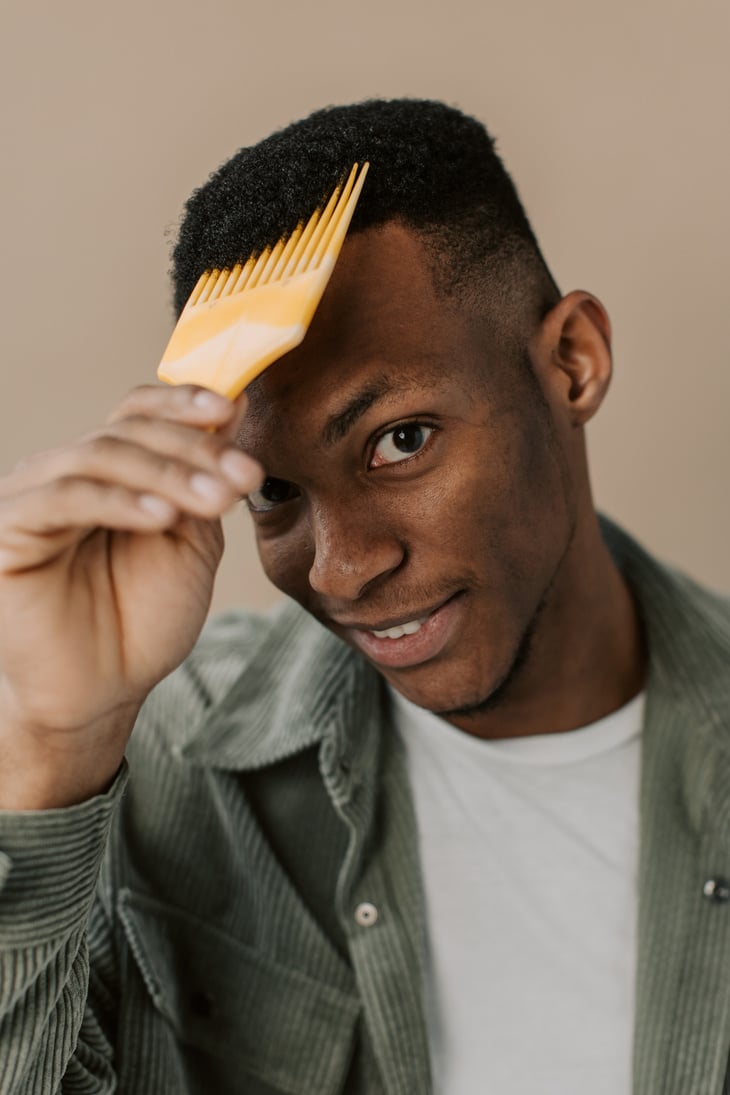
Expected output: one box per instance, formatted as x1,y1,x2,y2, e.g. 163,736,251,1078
391,688,645,1095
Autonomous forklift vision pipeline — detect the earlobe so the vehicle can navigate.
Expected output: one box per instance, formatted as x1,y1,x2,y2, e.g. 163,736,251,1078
532,290,613,427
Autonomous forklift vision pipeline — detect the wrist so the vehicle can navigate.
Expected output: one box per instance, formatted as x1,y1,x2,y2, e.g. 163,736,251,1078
0,701,139,810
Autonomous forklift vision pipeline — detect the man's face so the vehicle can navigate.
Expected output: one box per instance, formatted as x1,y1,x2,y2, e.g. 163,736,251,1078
240,224,578,723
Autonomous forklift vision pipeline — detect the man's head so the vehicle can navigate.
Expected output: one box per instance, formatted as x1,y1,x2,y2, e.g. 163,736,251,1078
171,99,615,736
172,98,559,334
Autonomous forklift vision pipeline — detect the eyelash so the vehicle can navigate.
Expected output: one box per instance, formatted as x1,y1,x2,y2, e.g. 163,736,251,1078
246,478,297,514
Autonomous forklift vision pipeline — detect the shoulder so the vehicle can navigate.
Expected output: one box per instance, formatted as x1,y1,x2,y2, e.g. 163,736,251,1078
605,518,730,642
660,565,730,632
601,515,730,716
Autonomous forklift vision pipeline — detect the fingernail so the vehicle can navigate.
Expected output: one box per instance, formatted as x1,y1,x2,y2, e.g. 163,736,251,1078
139,494,176,520
219,448,261,489
193,389,228,412
190,473,229,502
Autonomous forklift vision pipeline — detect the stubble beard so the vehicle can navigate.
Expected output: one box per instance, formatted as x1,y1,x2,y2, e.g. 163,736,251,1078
434,505,578,723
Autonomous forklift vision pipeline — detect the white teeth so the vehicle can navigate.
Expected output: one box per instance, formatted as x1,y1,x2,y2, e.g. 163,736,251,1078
372,617,427,640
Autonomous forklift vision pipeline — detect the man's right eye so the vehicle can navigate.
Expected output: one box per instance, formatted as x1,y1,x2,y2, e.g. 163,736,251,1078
246,477,299,513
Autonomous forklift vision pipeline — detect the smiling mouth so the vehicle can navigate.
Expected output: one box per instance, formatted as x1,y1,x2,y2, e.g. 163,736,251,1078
335,593,457,637
335,593,464,670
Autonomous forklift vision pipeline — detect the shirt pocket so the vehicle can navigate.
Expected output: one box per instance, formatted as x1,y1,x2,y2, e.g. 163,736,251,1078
117,888,360,1095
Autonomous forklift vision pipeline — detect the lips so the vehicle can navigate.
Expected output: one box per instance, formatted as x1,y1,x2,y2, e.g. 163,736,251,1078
337,594,462,669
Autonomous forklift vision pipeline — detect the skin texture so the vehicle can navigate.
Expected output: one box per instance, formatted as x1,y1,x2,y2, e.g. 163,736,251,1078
243,224,646,739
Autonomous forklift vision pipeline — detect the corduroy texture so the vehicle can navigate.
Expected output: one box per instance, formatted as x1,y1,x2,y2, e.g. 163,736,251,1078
1,516,729,1093
0,778,124,1093
601,522,730,1095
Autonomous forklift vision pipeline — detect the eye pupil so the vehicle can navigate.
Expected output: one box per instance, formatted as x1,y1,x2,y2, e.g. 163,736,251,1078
394,425,424,453
369,422,434,469
261,477,291,503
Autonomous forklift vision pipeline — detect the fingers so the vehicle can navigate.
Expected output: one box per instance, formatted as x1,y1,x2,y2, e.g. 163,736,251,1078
2,442,260,527
0,479,176,572
3,384,264,512
107,383,239,430
0,383,265,571
106,384,250,445
10,430,258,516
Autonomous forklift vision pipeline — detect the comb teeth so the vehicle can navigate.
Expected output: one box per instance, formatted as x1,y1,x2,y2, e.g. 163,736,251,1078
159,163,369,400
182,163,369,311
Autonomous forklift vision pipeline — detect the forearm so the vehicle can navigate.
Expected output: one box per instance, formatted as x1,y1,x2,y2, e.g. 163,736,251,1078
0,769,126,1093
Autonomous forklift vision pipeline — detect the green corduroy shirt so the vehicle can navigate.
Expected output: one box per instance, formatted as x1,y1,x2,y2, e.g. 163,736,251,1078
2,517,730,1094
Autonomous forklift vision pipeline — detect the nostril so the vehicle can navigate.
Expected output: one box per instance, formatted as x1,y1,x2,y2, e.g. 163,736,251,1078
308,533,404,601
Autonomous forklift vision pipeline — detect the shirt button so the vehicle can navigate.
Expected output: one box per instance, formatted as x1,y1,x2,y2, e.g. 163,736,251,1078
354,901,379,927
703,878,730,903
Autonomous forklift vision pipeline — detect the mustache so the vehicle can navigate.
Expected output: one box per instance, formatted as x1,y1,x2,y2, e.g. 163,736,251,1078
313,580,466,623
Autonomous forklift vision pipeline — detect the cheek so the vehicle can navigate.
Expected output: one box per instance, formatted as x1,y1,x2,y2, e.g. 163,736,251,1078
430,419,573,582
255,525,314,597
486,423,575,584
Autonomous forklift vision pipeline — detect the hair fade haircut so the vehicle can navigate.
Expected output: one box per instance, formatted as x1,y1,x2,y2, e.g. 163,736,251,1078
171,98,559,325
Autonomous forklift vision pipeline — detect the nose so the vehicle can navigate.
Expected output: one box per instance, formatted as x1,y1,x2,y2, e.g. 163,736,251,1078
307,502,404,602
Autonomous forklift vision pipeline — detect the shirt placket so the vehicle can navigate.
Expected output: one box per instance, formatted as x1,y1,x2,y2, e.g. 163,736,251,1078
320,691,432,1095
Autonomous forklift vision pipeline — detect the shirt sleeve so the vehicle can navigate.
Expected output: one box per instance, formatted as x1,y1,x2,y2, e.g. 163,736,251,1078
0,765,128,1094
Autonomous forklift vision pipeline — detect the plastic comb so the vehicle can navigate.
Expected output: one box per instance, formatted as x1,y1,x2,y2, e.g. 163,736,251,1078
157,162,369,399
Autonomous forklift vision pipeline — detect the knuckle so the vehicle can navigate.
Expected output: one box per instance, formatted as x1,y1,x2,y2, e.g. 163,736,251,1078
152,454,187,483
102,413,149,435
104,482,135,508
51,476,127,512
80,433,120,460
107,383,205,425
54,474,84,497
106,385,159,422
72,433,134,473
190,432,224,464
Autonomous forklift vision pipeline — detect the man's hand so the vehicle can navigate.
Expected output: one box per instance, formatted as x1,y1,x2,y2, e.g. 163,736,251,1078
0,385,263,810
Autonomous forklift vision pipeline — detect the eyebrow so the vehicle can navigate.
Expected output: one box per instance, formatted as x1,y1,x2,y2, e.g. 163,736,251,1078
321,378,394,447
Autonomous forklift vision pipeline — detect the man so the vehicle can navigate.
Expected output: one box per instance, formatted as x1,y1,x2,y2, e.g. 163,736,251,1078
0,99,729,1094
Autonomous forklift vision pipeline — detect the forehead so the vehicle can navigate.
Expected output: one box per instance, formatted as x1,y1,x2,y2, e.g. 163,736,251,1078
244,223,492,434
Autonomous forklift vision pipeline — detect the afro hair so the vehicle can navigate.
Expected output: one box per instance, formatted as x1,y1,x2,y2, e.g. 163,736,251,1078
171,98,558,321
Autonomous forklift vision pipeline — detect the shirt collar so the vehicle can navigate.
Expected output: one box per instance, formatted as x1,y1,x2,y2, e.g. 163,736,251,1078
178,600,384,776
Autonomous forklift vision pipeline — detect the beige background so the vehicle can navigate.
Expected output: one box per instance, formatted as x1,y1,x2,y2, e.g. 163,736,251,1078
1,0,727,616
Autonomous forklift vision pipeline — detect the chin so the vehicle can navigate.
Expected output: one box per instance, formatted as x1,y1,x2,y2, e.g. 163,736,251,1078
386,624,535,719
384,664,505,718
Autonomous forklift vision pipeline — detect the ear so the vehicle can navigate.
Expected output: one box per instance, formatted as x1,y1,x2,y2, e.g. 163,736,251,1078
529,291,612,427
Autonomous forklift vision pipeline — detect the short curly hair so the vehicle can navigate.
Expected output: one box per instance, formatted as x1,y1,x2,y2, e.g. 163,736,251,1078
171,98,559,326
